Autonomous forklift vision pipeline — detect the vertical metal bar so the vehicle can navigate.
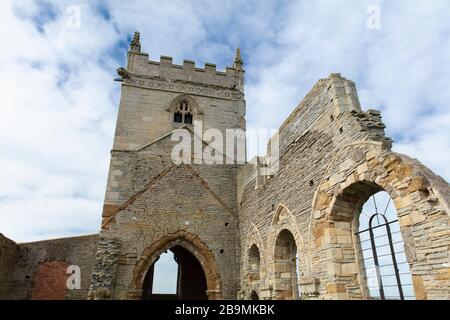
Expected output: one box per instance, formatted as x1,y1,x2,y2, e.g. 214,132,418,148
372,196,381,225
368,223,385,300
382,198,392,217
385,223,405,300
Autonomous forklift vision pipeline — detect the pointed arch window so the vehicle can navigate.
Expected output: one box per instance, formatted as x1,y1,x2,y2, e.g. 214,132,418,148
173,101,193,124
356,191,415,300
247,244,261,282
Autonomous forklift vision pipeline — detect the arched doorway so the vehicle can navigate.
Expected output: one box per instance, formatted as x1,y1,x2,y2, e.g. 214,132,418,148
356,191,415,300
141,245,207,300
250,290,259,300
273,229,299,300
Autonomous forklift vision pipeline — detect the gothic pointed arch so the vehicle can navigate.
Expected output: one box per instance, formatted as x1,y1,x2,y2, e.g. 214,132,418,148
311,146,450,299
248,223,265,259
267,204,312,299
271,203,291,226
242,224,266,298
247,244,261,282
272,228,300,300
129,230,222,300
167,94,203,123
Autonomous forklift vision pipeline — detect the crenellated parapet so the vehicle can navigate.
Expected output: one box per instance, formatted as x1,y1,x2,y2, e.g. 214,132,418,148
120,32,245,94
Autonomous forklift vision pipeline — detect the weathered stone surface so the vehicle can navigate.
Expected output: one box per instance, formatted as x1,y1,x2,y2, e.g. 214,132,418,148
0,234,98,300
1,37,450,301
412,275,427,300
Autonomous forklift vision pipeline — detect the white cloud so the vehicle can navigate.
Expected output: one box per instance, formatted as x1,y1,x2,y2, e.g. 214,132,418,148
0,0,118,241
242,0,450,180
0,0,449,242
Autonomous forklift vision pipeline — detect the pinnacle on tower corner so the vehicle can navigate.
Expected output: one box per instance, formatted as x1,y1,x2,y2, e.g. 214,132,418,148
234,47,243,70
130,31,141,53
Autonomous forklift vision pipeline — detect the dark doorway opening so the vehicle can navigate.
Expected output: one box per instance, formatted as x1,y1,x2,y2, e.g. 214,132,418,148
141,245,208,300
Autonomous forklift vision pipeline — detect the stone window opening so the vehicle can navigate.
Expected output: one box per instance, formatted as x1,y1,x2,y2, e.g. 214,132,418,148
355,191,415,300
173,101,193,124
247,244,261,282
327,181,418,300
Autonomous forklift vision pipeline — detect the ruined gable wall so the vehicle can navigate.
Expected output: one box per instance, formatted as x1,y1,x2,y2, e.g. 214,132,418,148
237,73,380,299
237,73,450,300
93,135,240,300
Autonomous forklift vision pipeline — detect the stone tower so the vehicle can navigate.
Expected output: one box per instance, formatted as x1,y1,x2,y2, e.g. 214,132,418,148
88,32,246,299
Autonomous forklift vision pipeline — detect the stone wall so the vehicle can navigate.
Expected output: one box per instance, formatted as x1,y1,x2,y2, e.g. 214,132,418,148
112,42,245,151
238,73,450,300
1,234,98,300
30,261,70,300
0,234,19,299
91,137,240,299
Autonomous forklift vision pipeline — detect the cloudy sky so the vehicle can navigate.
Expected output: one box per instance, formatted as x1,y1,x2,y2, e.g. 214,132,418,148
0,0,449,243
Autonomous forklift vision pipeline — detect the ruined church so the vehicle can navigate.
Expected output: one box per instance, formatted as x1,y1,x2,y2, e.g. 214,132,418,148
1,32,450,300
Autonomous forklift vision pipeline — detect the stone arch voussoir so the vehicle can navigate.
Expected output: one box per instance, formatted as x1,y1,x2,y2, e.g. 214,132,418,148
269,204,308,276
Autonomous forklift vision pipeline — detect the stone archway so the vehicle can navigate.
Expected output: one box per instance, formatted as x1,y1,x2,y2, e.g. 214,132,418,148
142,245,208,300
329,181,410,299
266,204,311,300
129,230,222,300
270,204,308,275
242,223,268,299
312,150,450,300
272,229,299,300
247,244,261,283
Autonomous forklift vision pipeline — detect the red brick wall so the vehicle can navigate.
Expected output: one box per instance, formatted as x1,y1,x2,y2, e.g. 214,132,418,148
30,261,69,300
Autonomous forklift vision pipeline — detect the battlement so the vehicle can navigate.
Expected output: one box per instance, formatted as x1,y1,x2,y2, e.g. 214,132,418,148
122,32,244,91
